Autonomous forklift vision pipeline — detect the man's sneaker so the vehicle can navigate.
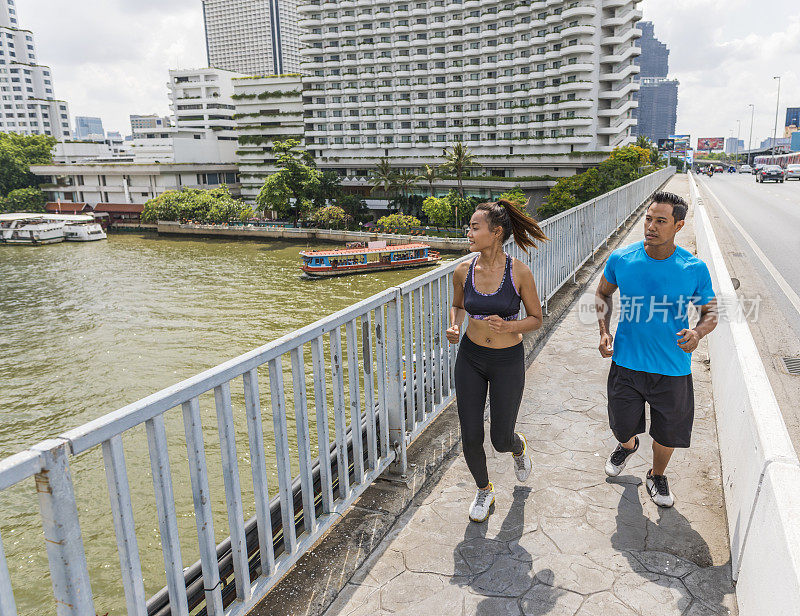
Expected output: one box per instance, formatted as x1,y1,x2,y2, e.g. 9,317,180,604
512,432,533,482
604,436,639,477
469,482,495,522
646,469,674,508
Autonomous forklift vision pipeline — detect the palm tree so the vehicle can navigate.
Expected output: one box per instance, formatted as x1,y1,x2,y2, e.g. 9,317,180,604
369,157,397,205
442,143,479,227
394,169,418,213
418,164,440,197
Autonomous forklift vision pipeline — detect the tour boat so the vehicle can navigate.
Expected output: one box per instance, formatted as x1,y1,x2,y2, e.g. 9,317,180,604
63,216,107,242
0,213,106,244
300,241,441,278
0,213,65,245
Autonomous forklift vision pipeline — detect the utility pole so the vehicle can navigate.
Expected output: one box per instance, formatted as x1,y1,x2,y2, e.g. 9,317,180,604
748,104,755,165
772,76,781,155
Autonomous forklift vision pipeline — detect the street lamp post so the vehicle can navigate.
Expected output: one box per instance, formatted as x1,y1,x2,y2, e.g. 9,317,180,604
748,104,754,164
736,120,741,163
772,76,781,155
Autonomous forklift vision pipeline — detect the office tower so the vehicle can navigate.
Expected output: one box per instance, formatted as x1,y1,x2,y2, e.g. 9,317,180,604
202,0,304,76
632,20,678,142
74,116,105,141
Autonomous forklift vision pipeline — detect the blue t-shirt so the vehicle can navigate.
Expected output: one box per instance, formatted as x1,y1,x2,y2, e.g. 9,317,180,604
603,240,715,376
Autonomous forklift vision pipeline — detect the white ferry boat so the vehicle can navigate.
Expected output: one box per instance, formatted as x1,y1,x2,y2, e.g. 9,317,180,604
0,213,106,245
63,216,107,242
0,213,65,245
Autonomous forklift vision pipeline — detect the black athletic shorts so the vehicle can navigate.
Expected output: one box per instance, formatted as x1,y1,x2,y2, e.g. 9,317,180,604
607,361,695,448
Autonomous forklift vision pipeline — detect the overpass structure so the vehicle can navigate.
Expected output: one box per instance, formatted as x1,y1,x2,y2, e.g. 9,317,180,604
1,168,798,616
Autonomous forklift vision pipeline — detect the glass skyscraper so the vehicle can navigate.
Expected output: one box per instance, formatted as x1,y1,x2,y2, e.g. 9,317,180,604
632,21,678,143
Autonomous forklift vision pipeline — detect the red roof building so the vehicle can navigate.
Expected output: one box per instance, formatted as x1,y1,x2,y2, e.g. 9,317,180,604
45,202,90,214
93,203,145,223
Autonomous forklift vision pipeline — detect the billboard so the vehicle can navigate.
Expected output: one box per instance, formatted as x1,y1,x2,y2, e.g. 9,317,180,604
657,138,675,151
670,134,690,155
697,137,724,151
686,149,694,165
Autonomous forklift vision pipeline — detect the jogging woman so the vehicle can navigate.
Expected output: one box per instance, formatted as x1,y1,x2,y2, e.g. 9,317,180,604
446,199,548,522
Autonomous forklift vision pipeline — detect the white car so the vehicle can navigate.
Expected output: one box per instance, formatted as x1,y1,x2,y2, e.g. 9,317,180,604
738,164,752,174
786,164,800,180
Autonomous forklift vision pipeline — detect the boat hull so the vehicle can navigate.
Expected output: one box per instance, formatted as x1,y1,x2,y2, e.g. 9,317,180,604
302,257,440,278
3,236,64,245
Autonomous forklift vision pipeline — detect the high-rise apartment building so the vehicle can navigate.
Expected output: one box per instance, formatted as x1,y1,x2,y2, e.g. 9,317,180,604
632,20,677,143
202,0,305,76
0,0,71,138
298,0,641,161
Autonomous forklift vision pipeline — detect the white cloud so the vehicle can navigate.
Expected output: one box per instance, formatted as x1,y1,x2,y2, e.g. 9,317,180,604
640,0,800,148
16,0,206,135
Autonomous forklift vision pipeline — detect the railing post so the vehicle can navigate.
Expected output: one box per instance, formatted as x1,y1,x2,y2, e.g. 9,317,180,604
386,289,407,475
32,439,95,616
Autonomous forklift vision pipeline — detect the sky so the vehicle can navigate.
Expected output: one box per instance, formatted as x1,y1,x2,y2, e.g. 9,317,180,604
16,0,800,145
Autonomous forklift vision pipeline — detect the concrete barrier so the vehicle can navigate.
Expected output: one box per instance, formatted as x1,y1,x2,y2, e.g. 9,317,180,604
690,173,800,613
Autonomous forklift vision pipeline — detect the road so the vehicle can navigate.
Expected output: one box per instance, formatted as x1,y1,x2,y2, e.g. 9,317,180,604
694,171,800,453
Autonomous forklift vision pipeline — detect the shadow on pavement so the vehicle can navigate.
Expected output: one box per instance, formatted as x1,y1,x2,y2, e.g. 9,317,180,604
450,485,571,615
610,476,734,614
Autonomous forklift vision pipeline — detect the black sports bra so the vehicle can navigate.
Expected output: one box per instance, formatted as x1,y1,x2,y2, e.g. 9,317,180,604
463,253,521,321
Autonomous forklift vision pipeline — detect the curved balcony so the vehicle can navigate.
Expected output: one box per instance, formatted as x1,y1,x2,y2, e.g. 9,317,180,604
600,46,640,64
562,5,597,20
599,64,639,82
602,8,643,28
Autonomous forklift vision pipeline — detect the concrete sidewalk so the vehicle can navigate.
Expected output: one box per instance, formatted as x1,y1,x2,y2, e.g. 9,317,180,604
322,175,737,616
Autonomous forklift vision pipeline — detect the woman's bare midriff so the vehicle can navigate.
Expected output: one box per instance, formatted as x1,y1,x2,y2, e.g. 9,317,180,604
465,317,523,349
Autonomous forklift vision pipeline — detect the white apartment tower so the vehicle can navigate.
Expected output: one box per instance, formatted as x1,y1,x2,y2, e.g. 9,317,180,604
0,0,71,138
299,0,641,158
202,0,305,76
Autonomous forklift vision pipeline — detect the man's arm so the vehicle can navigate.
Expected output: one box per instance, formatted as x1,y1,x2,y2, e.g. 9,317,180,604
677,299,718,353
595,275,618,357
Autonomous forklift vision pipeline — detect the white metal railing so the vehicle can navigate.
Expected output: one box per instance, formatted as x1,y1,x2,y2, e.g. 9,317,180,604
0,166,673,616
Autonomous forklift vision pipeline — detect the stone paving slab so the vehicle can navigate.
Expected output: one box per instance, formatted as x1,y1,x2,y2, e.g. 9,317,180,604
322,175,737,616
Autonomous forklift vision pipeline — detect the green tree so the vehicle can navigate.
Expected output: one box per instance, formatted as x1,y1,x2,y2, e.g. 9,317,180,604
369,157,397,203
312,169,342,208
335,193,369,223
309,205,352,229
538,145,652,219
422,195,452,226
418,164,440,196
1,187,47,213
141,185,252,223
497,188,527,208
394,169,418,212
441,142,479,226
0,132,57,195
255,139,320,226
376,212,421,232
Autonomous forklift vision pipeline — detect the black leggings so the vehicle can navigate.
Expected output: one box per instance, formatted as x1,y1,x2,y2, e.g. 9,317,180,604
454,334,526,488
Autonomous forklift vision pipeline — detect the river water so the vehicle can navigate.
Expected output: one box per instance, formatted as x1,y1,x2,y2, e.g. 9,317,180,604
0,233,458,615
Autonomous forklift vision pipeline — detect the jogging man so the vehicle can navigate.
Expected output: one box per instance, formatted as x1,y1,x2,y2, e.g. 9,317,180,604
595,191,718,507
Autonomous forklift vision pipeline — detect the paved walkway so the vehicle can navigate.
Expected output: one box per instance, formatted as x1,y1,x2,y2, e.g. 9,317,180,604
323,175,737,616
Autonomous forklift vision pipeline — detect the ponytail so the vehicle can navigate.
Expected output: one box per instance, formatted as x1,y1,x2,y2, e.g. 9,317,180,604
475,199,549,253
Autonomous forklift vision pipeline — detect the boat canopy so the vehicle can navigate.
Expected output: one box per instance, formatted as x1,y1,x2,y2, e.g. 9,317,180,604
0,213,94,222
299,242,430,258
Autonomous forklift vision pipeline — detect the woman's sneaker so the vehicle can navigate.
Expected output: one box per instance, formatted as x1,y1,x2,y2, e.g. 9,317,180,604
604,436,639,477
469,482,495,522
513,432,533,482
646,469,674,508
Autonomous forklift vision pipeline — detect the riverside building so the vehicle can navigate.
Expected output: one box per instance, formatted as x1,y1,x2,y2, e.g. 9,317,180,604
298,0,642,177
0,0,71,138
